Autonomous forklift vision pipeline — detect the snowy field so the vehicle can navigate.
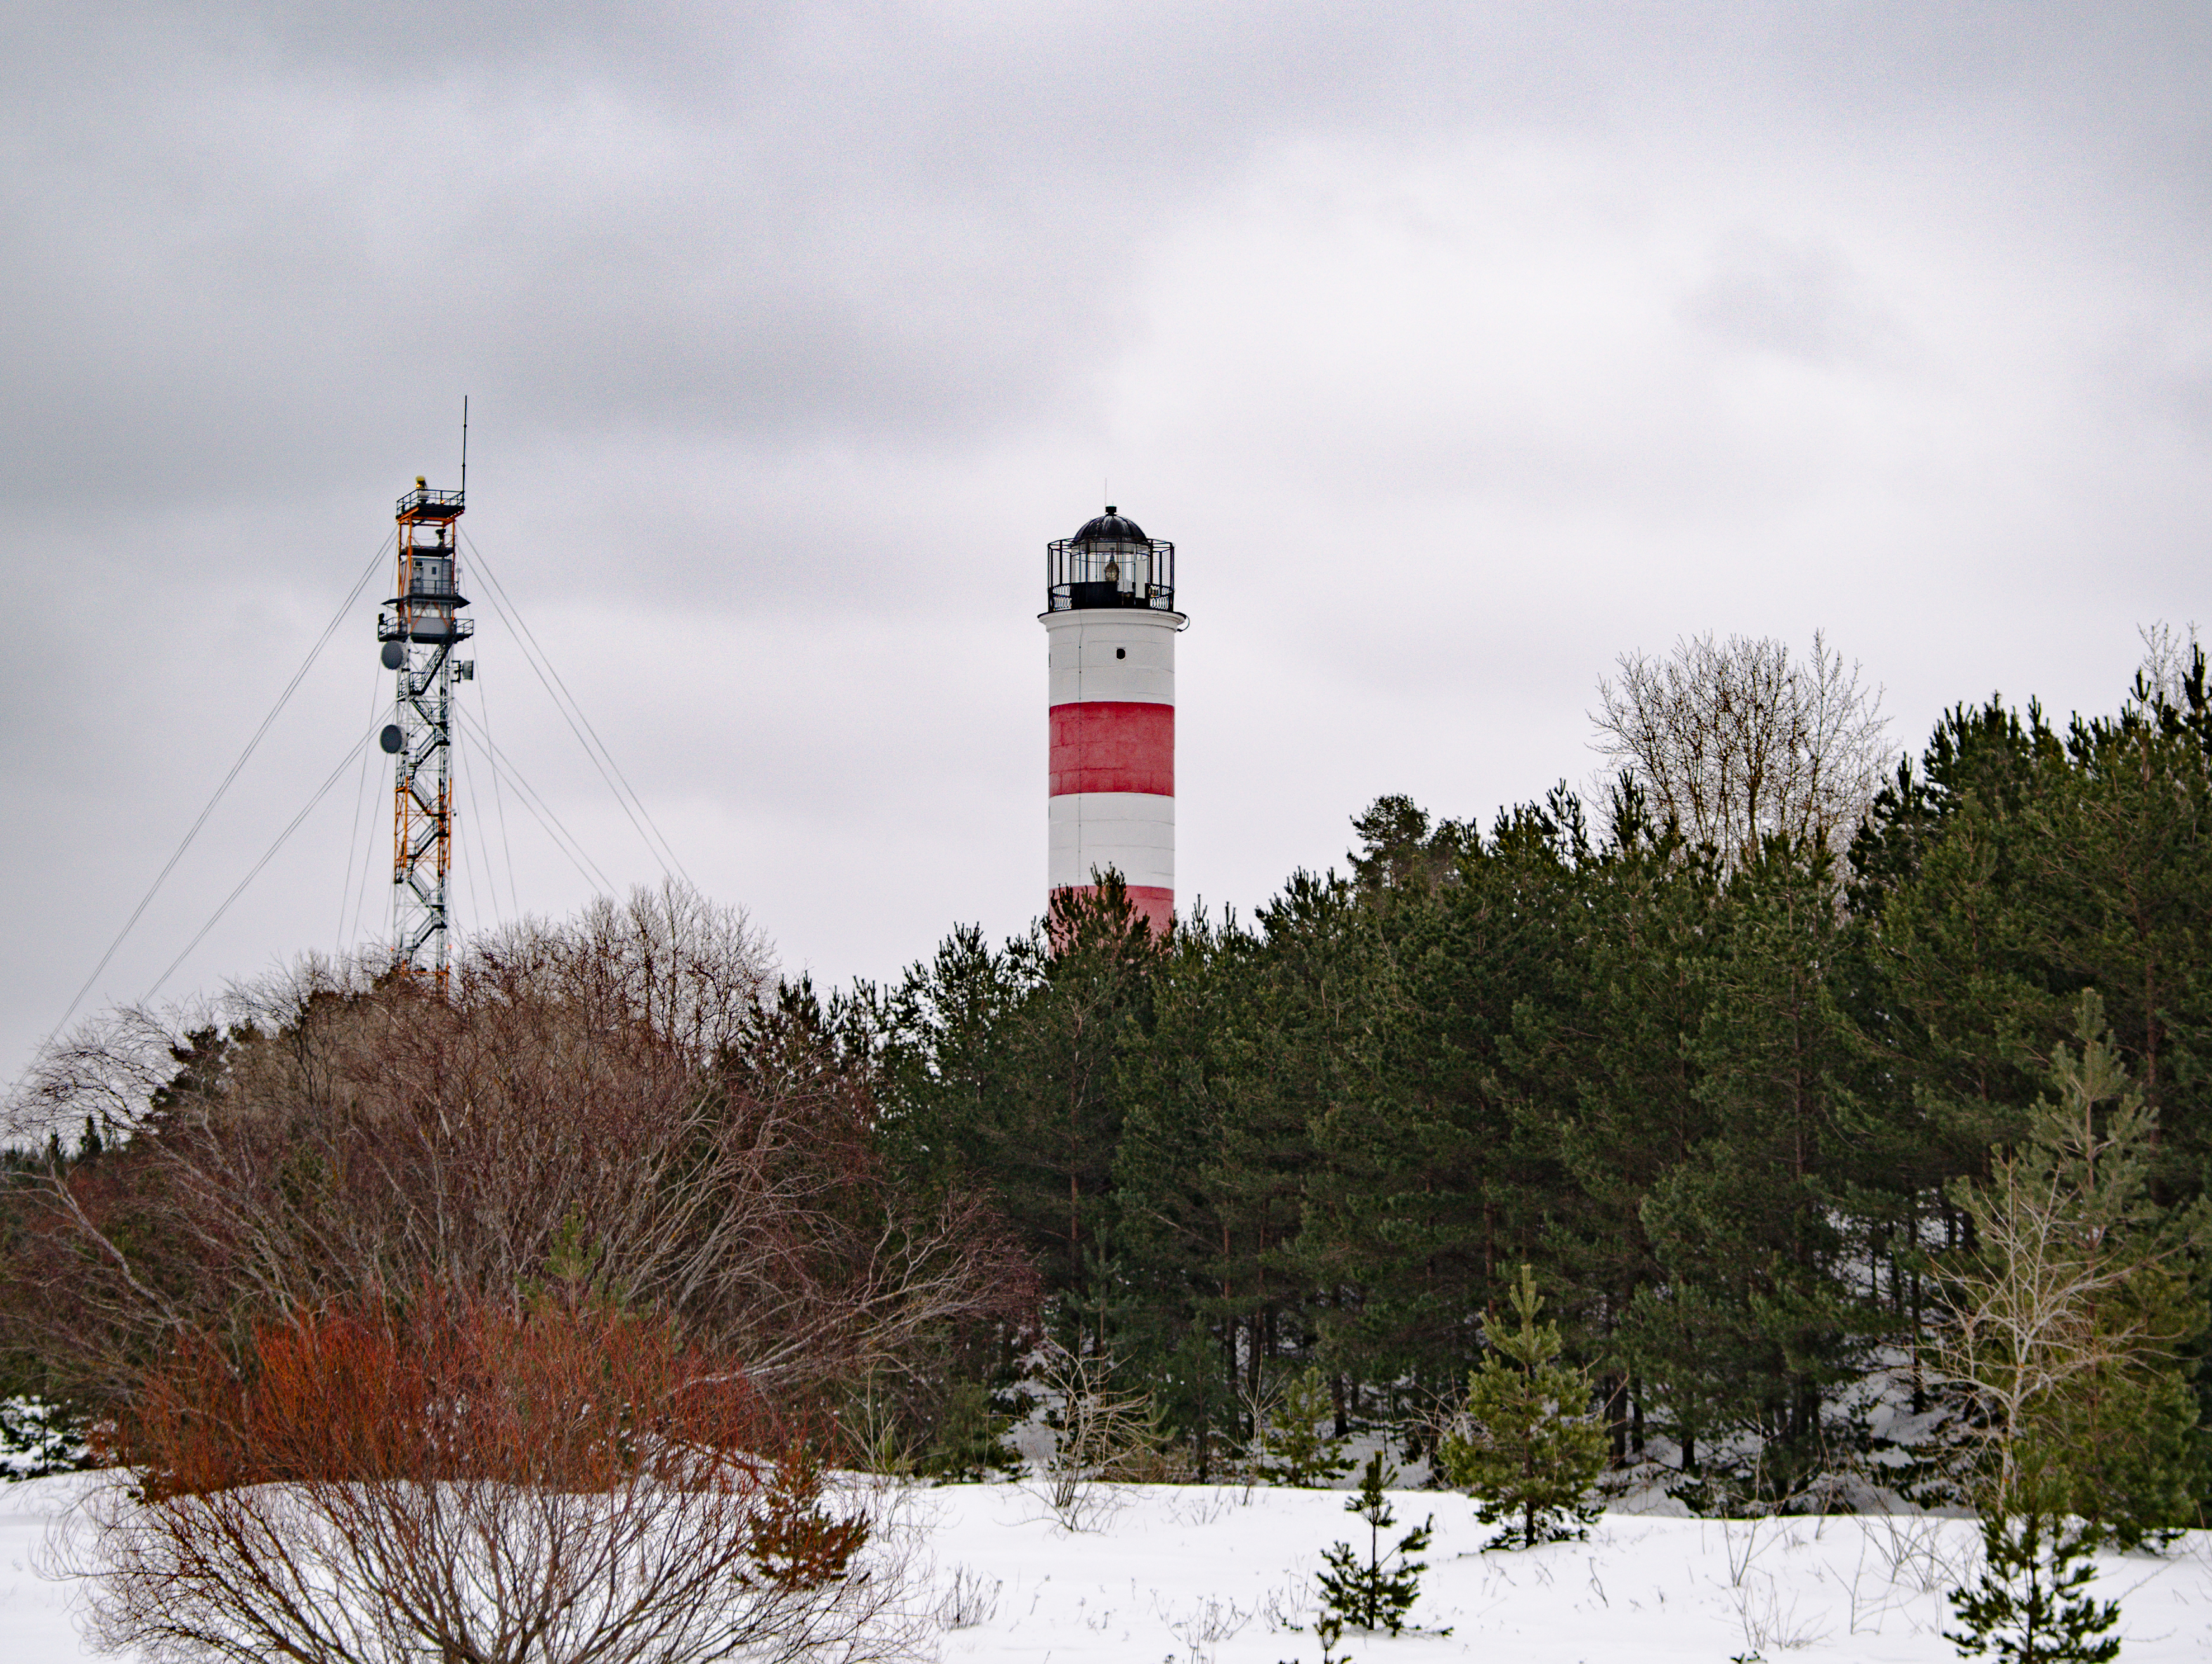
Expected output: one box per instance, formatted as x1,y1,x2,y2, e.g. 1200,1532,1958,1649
8,1473,2212,1663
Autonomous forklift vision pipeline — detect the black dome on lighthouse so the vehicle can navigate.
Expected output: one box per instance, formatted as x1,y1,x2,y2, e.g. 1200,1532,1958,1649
1073,506,1147,543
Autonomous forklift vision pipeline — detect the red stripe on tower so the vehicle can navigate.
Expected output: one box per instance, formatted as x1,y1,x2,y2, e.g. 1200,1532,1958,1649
1039,507,1185,936
1049,702,1175,796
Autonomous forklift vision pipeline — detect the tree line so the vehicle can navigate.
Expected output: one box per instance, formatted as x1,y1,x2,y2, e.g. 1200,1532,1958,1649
862,634,2212,1524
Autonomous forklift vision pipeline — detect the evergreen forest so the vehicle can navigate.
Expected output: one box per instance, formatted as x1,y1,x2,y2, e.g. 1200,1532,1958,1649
862,640,2212,1521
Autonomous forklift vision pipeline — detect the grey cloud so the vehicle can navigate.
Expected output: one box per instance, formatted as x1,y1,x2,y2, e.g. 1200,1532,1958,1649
6,1,2212,1076
1681,233,1907,366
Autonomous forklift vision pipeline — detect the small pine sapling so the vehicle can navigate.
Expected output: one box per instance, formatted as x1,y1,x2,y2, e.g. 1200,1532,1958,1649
1440,1264,1608,1549
1945,1466,2120,1664
1315,1452,1443,1635
1311,1612,1353,1663
0,1394,91,1478
1274,1612,1354,1664
1263,1366,1355,1488
918,1380,1022,1483
1315,1613,1351,1663
742,1446,874,1589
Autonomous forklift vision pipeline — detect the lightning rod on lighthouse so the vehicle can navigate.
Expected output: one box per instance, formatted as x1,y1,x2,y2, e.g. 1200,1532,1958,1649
1041,506,1185,935
377,473,474,991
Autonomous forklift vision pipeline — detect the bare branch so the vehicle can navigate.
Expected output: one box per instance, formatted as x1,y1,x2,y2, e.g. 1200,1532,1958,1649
2,895,1027,1409
1590,629,1889,868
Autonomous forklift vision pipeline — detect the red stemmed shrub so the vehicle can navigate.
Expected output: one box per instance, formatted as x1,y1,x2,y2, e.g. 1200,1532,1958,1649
67,1289,921,1664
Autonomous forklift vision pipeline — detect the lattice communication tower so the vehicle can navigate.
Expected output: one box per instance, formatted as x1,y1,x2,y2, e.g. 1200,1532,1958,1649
377,475,474,991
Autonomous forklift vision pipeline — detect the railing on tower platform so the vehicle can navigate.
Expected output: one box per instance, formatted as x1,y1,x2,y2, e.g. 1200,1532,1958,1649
1046,532,1176,613
397,485,466,521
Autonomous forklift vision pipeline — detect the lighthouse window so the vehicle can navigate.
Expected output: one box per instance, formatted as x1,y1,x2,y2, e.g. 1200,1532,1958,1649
1116,648,1126,659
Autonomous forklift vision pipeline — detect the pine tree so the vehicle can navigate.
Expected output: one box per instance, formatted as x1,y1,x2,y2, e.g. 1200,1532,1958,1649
869,881,1161,1338
1306,793,1586,1398
916,1381,1020,1483
1503,793,1714,1471
1440,1264,1609,1549
1263,1365,1355,1487
1941,994,2211,1544
1315,1452,1439,1635
1107,907,1299,1476
1620,835,1870,1500
1945,1463,2121,1663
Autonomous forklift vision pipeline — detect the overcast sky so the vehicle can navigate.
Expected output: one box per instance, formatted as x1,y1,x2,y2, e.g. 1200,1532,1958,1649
5,3,2211,1077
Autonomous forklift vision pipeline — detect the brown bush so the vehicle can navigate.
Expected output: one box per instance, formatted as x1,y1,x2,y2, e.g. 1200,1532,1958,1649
4,882,1032,1409
67,1289,922,1664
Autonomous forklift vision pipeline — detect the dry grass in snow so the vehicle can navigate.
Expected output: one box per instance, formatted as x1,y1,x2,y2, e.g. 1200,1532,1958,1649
11,1474,2212,1663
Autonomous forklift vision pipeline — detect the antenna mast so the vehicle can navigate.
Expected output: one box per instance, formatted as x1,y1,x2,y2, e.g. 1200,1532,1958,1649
377,470,474,992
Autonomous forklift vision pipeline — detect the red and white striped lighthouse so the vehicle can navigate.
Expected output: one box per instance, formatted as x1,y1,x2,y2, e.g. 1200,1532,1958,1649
1041,507,1185,935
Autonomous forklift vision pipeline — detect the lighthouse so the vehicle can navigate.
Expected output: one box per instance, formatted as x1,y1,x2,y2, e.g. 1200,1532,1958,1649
1041,506,1185,934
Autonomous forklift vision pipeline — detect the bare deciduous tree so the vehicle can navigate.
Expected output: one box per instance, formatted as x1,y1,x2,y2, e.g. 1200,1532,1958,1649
1937,994,2208,1511
476,877,774,1063
1590,630,1889,865
2132,620,2202,713
1020,1342,1171,1531
60,1292,927,1664
4,882,1031,1408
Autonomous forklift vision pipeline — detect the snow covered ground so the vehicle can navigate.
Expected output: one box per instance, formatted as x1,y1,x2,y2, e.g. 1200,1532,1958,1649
9,1472,2212,1663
